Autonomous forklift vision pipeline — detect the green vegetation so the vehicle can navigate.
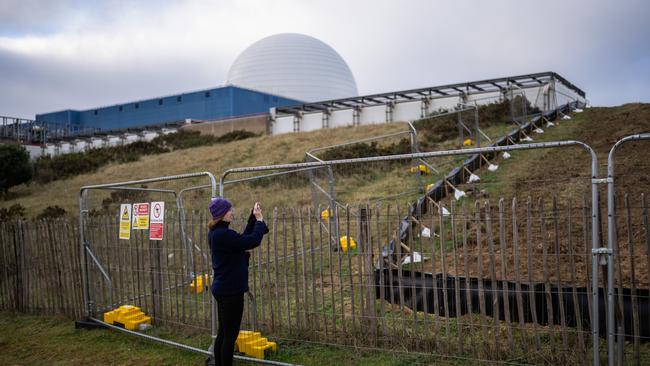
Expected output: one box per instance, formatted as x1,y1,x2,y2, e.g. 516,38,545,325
90,186,152,216
319,99,526,163
35,205,68,220
0,311,471,365
0,144,32,195
31,130,258,185
0,203,26,221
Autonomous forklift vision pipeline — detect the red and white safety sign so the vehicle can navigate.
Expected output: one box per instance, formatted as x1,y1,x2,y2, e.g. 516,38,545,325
149,201,165,241
132,202,150,230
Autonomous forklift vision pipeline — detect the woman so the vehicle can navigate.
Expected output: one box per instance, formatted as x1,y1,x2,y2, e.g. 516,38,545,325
207,197,268,366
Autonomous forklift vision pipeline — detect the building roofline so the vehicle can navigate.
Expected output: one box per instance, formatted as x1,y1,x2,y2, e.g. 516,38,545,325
36,84,304,118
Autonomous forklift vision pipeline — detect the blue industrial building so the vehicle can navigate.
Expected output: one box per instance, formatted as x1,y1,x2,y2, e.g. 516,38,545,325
35,85,302,134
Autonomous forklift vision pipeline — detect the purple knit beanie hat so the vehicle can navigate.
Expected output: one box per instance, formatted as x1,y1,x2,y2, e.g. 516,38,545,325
209,197,232,219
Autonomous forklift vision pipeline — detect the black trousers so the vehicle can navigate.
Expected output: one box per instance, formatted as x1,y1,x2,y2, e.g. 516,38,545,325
212,293,244,366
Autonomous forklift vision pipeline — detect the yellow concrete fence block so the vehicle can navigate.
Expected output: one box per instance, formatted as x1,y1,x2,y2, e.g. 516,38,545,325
409,164,431,175
103,305,151,330
236,331,260,352
236,330,277,360
243,337,267,355
189,274,210,294
339,236,357,253
320,208,331,222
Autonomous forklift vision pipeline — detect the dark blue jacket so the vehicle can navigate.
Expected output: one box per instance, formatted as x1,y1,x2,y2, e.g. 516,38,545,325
209,217,268,297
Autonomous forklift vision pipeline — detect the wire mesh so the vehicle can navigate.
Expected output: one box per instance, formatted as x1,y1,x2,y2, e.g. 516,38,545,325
80,173,217,332
229,193,615,364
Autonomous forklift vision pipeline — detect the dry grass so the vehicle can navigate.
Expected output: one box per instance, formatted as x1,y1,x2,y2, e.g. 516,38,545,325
2,118,516,218
3,123,408,217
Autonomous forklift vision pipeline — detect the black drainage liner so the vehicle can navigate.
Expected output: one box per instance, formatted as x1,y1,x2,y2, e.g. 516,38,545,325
374,268,650,341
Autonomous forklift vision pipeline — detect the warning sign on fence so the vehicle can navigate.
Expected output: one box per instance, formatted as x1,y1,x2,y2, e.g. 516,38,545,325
149,201,165,241
119,204,132,240
132,203,150,230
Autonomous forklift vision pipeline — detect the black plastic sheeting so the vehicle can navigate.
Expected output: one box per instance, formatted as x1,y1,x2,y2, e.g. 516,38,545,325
383,102,580,257
374,268,650,341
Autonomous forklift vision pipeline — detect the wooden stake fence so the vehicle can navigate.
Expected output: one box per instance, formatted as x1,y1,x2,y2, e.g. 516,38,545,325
1,195,649,364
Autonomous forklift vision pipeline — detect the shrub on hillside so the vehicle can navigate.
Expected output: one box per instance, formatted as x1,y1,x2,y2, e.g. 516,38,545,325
216,130,259,143
33,151,111,184
0,144,32,195
0,204,26,222
316,99,523,170
108,141,168,163
36,205,67,220
87,187,152,217
152,130,220,150
152,129,258,150
33,141,168,184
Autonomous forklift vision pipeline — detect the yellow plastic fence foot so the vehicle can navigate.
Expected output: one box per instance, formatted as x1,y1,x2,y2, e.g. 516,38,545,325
236,330,277,359
189,274,210,294
102,305,151,330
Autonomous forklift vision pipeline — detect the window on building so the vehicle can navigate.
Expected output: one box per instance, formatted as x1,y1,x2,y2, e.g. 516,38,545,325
119,106,123,112
93,110,98,115
205,91,211,98
135,103,139,109
158,99,163,105
177,96,182,102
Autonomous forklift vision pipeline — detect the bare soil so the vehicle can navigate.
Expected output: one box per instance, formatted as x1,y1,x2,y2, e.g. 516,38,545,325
415,103,650,286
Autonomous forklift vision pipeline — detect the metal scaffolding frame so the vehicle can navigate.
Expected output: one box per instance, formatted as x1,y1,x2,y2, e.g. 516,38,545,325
275,71,585,116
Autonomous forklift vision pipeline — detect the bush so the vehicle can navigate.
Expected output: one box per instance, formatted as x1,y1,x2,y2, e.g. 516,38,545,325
109,141,168,163
36,205,67,220
32,129,260,185
0,203,26,221
316,99,526,170
0,144,32,195
88,186,151,217
216,130,258,143
33,151,111,184
152,130,220,150
32,140,167,184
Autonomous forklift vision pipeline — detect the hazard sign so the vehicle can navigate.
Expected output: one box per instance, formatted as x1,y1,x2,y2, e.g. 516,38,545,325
132,203,150,230
149,201,165,241
119,204,132,240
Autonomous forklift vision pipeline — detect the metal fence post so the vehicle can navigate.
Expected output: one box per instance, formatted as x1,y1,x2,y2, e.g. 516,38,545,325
78,172,220,352
219,138,602,362
606,133,650,366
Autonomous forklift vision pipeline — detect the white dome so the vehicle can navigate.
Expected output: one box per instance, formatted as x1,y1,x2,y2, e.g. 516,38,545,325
226,33,358,102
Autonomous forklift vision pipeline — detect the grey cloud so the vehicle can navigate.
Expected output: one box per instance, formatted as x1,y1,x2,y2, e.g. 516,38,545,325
0,48,228,117
0,0,648,119
0,0,76,35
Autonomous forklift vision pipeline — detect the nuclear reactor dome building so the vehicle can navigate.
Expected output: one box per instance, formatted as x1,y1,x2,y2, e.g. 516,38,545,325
226,33,358,102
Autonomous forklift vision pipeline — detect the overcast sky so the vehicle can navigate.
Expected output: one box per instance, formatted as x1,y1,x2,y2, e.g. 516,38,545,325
0,0,648,118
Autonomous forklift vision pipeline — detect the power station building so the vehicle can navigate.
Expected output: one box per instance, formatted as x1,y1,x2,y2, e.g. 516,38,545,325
35,33,359,135
35,85,302,135
18,33,585,160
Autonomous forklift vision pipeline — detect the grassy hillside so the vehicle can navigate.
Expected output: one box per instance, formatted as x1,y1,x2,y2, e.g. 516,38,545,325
0,114,512,218
2,103,649,219
477,103,650,200
2,123,407,217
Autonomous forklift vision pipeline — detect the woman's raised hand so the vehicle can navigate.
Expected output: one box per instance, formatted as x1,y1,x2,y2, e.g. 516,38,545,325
253,202,263,221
